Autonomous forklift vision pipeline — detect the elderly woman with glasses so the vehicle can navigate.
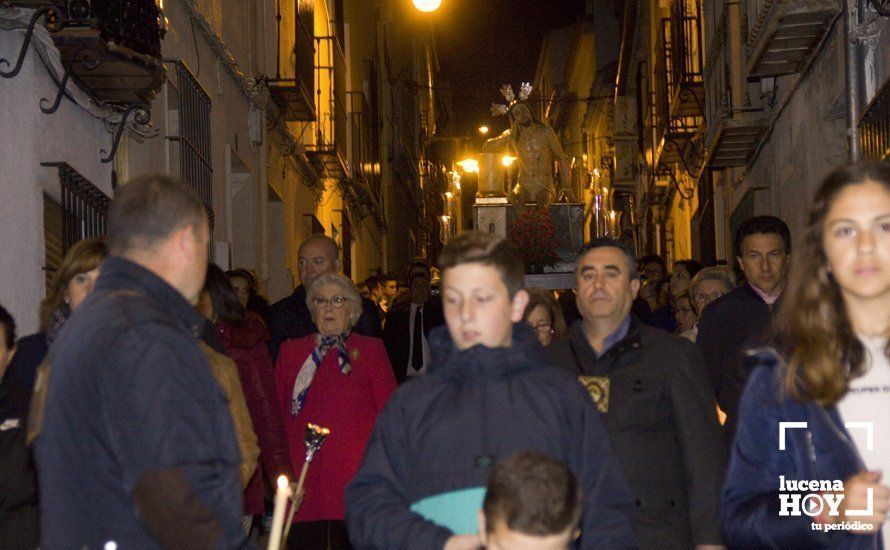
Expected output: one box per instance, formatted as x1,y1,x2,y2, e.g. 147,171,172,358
275,273,396,549
679,267,737,343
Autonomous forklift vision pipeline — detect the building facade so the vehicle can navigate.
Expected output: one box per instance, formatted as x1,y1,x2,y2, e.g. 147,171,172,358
536,0,890,267
0,0,444,333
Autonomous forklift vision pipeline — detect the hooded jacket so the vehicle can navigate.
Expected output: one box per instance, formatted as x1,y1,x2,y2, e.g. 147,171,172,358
723,350,882,549
345,323,637,549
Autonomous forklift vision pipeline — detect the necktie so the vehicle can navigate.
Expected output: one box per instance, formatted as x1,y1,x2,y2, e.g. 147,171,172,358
412,306,423,371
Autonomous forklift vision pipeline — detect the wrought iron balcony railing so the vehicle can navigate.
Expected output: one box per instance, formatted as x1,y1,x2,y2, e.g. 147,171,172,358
41,162,111,254
652,17,703,171
702,1,768,168
268,0,315,121
8,0,165,105
306,36,347,181
860,77,890,160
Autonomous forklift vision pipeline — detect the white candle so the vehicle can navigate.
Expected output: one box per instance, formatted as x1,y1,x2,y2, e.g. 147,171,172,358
267,475,290,550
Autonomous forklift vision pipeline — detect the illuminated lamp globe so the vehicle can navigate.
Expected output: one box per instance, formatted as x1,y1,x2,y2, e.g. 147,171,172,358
412,0,442,12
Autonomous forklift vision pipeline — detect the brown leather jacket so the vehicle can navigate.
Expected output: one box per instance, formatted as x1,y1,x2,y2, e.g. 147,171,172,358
199,341,259,488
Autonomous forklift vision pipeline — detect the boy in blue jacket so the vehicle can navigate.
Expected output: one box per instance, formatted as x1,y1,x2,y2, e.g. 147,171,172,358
345,232,636,549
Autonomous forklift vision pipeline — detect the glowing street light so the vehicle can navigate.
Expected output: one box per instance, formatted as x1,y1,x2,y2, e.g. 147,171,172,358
456,158,479,173
501,155,517,167
412,0,442,12
478,125,489,135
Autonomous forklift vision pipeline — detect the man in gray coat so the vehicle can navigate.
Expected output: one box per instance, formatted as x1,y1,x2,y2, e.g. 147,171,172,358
551,238,727,550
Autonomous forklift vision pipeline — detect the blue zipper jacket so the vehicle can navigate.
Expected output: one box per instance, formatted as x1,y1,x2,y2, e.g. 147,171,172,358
724,349,882,549
345,323,637,549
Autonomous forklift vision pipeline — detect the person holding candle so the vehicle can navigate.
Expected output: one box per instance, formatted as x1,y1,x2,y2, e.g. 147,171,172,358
276,273,396,549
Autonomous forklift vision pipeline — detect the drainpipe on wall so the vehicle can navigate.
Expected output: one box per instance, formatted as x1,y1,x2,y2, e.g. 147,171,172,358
845,0,861,161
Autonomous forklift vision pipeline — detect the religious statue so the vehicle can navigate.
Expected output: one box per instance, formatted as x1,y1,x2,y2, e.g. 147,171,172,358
484,83,573,211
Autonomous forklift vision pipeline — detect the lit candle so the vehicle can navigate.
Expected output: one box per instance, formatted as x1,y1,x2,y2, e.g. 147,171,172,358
267,475,290,550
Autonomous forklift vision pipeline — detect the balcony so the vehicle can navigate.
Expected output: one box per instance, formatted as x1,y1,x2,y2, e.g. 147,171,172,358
653,15,703,172
860,77,890,160
11,0,165,104
746,0,840,80
305,36,347,181
703,5,768,168
267,0,315,121
345,91,384,225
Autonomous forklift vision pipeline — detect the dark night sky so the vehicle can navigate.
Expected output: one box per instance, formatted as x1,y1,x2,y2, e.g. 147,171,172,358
425,0,586,140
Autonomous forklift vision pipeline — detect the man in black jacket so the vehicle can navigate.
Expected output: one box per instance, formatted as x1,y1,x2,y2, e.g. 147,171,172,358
382,260,444,383
696,215,790,443
550,238,726,550
267,234,380,362
29,175,247,548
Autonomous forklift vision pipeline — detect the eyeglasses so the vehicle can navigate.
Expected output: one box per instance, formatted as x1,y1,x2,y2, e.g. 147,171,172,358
311,295,351,309
694,291,725,304
527,322,553,335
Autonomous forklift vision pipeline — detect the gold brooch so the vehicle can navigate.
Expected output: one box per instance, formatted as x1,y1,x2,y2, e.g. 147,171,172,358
350,348,360,361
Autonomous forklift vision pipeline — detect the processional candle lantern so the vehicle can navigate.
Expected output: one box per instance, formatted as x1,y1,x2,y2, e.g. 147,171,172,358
477,153,506,198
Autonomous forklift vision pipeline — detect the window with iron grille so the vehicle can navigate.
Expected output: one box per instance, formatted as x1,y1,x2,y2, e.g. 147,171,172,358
860,76,890,160
41,162,111,254
165,60,214,238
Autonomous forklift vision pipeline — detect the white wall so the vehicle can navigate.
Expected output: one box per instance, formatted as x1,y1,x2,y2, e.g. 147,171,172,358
0,30,111,334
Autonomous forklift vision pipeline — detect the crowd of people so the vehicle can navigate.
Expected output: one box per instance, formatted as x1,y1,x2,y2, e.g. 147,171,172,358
0,159,887,549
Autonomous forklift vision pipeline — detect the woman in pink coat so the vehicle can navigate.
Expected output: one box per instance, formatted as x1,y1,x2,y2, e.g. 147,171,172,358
276,273,396,549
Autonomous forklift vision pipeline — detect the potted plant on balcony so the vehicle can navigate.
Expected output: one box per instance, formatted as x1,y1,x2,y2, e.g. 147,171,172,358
507,209,561,274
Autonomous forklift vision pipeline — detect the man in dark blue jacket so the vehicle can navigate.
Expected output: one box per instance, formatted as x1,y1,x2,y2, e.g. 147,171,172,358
267,234,380,362
346,232,636,549
29,175,248,549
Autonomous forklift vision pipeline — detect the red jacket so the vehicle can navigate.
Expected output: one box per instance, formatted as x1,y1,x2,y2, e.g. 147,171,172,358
217,312,293,515
275,333,396,522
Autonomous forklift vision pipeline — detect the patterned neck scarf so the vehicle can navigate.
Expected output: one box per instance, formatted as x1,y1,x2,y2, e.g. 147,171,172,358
291,331,353,416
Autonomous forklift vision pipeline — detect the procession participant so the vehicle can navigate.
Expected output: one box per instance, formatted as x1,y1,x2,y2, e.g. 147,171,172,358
698,215,792,443
30,175,247,548
276,273,396,549
268,234,380,362
724,160,890,548
346,232,636,550
551,237,726,549
478,452,581,550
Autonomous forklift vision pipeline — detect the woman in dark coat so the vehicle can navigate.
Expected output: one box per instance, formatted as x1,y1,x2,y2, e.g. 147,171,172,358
203,264,294,523
0,238,106,549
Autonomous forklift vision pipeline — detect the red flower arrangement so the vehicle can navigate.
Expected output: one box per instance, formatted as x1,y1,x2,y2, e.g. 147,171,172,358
507,209,562,270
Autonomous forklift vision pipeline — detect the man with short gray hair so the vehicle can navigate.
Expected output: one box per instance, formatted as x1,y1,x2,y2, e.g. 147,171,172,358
550,237,726,549
30,175,248,548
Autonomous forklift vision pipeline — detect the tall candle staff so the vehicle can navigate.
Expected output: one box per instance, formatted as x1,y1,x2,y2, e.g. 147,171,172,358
280,423,330,546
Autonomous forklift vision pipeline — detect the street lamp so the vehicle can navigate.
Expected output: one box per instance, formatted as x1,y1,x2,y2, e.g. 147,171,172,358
478,125,489,135
501,155,517,167
456,158,479,173
412,0,442,12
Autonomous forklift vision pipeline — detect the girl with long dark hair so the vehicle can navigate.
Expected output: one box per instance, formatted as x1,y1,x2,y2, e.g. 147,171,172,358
724,161,890,548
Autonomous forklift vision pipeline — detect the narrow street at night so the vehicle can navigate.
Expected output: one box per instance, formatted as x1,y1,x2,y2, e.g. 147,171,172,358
1,0,889,548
